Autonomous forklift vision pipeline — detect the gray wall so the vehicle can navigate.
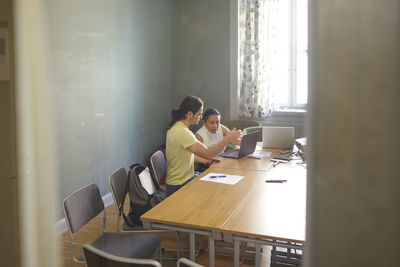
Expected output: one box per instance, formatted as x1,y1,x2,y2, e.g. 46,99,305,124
45,0,232,219
175,0,231,124
45,0,236,219
306,0,400,266
45,0,176,218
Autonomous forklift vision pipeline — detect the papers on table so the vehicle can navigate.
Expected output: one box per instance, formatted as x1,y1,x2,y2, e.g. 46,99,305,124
255,145,263,150
248,151,271,159
264,164,306,181
199,172,244,185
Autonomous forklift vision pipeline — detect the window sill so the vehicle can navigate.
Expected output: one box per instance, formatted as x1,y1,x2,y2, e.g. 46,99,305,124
241,108,306,124
273,108,307,116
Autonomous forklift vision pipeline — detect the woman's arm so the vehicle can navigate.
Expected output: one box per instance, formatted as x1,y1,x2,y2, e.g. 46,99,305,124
187,129,242,159
194,154,211,165
221,124,241,146
195,133,204,143
221,124,230,136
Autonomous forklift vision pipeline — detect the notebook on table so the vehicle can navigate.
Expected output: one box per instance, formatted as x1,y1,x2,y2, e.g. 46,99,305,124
219,130,261,159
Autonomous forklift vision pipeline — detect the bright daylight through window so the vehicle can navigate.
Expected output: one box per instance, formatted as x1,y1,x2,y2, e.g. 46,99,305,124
238,0,308,117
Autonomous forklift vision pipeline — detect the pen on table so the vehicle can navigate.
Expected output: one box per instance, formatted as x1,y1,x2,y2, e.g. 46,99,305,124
209,175,226,178
273,161,280,167
265,180,287,183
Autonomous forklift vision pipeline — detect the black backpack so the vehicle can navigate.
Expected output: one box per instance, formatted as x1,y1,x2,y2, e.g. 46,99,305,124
121,164,166,227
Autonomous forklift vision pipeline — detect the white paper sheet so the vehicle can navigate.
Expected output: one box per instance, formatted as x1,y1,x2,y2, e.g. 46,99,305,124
248,151,271,159
199,172,244,185
264,164,306,181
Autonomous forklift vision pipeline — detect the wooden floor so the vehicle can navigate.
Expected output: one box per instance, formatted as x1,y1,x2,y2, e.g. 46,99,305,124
58,200,298,267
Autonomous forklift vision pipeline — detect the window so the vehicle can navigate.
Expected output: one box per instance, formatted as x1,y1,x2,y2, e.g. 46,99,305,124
273,0,308,108
232,0,308,118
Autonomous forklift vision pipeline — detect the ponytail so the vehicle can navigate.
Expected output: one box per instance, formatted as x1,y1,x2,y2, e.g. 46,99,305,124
168,108,182,129
168,96,203,129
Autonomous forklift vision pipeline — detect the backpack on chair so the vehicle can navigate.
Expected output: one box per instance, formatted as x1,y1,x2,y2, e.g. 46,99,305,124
121,164,166,227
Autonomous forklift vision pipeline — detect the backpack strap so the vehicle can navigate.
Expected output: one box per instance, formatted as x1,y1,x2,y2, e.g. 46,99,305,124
119,166,140,227
150,171,162,191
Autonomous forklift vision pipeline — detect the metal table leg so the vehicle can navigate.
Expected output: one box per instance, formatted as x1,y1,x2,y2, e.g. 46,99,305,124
234,239,240,267
208,235,215,267
255,243,261,267
190,233,195,261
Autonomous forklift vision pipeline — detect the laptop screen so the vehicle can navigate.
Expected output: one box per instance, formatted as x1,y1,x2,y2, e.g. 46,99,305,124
262,126,295,148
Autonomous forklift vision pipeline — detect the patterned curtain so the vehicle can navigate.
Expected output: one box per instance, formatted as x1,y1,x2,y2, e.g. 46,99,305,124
239,0,279,118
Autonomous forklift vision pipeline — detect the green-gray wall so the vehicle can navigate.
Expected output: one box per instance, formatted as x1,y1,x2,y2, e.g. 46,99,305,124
46,0,231,218
46,0,177,218
175,0,231,122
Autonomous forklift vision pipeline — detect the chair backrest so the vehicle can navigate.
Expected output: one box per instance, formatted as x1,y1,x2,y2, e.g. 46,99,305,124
109,167,129,210
223,120,260,131
149,150,166,184
63,183,104,234
83,244,162,267
243,126,263,142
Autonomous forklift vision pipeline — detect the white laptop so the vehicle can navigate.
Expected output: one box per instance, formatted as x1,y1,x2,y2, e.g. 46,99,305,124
219,130,261,159
262,126,295,148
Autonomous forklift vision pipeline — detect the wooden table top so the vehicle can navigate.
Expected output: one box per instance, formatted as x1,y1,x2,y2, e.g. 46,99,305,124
220,161,307,243
141,167,268,230
141,147,306,243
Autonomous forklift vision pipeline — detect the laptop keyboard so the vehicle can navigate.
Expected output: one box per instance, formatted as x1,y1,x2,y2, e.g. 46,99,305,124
223,150,239,157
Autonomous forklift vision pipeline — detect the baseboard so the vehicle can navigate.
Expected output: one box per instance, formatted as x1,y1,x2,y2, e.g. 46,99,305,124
57,192,114,235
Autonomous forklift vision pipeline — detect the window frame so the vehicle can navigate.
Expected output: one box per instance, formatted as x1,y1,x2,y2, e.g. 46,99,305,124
230,0,307,120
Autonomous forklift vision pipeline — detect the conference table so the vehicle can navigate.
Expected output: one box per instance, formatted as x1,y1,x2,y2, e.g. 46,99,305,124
141,147,306,267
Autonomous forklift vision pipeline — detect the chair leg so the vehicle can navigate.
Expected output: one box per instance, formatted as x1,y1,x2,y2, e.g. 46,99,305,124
69,244,74,267
69,241,74,267
176,231,180,259
240,241,247,263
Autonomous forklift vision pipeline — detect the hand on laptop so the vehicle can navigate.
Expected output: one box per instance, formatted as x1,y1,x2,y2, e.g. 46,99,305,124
225,128,242,146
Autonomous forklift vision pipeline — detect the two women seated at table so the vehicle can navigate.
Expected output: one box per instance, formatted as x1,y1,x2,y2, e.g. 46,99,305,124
166,96,242,197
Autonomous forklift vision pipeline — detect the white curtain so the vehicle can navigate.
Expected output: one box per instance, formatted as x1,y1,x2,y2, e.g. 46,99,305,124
239,0,280,118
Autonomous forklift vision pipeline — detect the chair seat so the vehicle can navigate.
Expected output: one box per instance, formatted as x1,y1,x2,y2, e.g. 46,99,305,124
92,232,161,259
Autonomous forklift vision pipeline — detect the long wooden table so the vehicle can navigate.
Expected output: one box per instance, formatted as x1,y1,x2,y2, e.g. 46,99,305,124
220,161,306,266
141,148,306,266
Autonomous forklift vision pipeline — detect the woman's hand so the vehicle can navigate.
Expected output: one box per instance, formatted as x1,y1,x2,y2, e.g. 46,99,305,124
208,157,221,165
225,128,242,145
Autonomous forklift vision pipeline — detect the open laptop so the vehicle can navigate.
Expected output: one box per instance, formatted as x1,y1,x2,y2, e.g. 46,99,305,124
262,126,295,148
219,130,261,159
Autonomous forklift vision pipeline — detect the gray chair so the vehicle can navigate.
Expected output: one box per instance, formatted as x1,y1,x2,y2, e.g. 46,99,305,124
243,126,263,142
63,183,161,267
109,167,171,233
223,119,260,131
149,151,166,186
109,168,181,258
83,244,203,267
109,168,149,232
83,243,162,267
